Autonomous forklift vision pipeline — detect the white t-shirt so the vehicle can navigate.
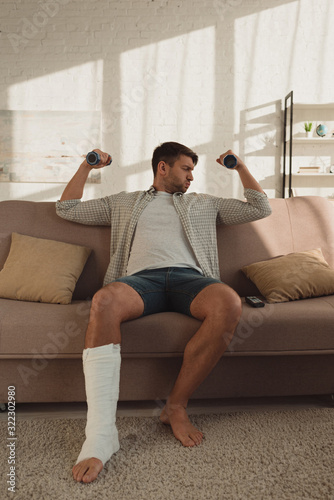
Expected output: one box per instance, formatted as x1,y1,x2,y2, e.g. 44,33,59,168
126,191,202,276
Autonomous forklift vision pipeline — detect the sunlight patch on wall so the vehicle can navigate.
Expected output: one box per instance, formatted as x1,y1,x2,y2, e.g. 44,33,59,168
234,1,334,107
5,61,104,184
119,26,216,191
0,110,101,183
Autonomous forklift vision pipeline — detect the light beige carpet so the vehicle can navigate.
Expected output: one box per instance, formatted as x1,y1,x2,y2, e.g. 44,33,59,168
1,408,333,500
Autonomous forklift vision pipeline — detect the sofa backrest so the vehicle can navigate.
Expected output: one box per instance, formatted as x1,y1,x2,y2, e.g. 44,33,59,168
0,196,333,300
217,196,334,296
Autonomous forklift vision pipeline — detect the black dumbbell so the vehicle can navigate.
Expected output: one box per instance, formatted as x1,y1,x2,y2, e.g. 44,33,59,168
86,151,112,166
223,154,237,169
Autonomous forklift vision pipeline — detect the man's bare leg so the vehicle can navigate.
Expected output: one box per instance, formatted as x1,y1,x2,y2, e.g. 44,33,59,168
72,282,144,483
160,283,242,447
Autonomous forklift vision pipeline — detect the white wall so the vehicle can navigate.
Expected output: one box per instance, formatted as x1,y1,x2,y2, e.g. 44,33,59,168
1,0,333,202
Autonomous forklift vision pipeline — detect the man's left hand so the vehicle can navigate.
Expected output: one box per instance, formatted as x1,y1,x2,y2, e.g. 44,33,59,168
216,150,246,170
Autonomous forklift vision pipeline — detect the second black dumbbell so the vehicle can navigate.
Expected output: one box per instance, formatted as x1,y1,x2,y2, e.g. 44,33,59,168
223,154,237,169
86,151,112,166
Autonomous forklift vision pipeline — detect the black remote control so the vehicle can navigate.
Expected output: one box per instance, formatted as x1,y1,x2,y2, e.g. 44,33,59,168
245,296,265,308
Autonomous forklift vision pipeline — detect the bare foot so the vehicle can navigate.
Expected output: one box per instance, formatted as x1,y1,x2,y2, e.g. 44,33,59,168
160,403,203,447
72,457,103,483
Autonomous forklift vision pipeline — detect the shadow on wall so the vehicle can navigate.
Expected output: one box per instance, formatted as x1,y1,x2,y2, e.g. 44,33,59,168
239,100,283,198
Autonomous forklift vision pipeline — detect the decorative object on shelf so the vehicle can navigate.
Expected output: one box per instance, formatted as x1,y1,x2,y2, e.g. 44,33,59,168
330,165,334,174
304,122,313,138
316,124,328,137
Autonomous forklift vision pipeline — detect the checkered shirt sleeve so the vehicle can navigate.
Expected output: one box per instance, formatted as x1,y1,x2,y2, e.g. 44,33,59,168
55,196,113,226
215,188,272,225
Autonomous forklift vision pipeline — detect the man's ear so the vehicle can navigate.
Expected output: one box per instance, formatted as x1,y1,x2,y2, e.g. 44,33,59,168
157,161,167,176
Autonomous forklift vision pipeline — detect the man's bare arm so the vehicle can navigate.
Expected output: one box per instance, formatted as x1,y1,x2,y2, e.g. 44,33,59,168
60,161,93,201
60,149,110,201
216,150,265,194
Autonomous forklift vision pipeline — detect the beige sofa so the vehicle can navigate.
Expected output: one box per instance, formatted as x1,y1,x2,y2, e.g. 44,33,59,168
0,196,333,403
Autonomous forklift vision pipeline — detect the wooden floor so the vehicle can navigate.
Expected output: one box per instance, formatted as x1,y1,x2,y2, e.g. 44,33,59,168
0,395,331,421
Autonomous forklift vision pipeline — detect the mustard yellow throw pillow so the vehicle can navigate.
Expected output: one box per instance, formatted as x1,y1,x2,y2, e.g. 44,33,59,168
0,233,91,304
241,248,334,303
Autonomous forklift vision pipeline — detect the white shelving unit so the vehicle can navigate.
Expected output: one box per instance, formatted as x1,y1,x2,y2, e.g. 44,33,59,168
282,92,334,199
291,173,334,177
291,138,334,144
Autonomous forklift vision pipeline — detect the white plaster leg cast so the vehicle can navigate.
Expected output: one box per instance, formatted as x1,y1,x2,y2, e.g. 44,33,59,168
76,343,121,465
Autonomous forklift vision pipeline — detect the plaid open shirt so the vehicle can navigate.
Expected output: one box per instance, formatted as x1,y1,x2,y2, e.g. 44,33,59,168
56,187,272,285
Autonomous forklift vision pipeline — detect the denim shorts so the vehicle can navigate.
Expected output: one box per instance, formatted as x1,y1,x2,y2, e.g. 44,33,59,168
114,267,223,318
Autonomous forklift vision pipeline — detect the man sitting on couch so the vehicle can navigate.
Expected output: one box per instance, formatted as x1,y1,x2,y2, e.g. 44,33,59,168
56,142,272,483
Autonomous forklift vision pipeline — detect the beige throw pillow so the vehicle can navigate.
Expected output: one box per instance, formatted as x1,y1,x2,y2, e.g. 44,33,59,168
0,233,91,304
241,248,334,303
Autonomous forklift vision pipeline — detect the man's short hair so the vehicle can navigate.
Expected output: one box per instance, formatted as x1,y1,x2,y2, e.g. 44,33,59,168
152,142,198,177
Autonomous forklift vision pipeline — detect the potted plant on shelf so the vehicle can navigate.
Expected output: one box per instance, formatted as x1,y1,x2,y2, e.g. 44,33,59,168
304,122,313,138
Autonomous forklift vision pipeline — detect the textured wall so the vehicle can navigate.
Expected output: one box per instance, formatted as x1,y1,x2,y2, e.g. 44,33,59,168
1,0,333,201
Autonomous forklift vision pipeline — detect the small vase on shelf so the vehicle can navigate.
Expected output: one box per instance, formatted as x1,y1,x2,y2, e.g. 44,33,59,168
304,122,313,138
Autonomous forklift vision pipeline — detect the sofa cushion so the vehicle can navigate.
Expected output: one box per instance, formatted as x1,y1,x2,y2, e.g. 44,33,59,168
121,296,334,355
0,233,91,304
228,295,334,354
241,248,334,303
1,296,334,357
0,299,89,355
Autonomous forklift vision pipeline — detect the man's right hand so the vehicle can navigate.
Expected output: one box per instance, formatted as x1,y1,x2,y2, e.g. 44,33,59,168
60,149,111,201
86,149,112,169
